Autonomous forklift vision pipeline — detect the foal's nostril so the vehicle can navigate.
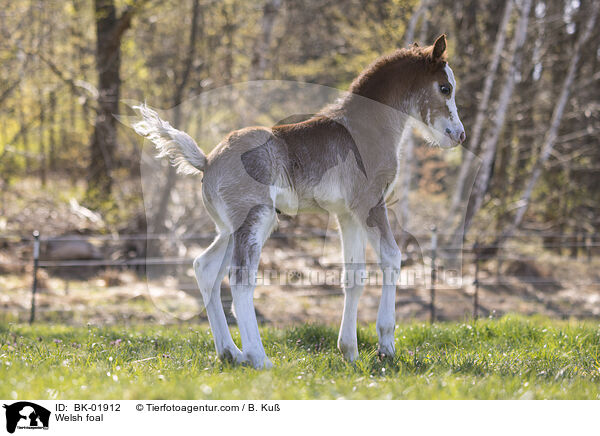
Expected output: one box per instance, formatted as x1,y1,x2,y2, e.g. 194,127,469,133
445,128,451,134
459,131,466,143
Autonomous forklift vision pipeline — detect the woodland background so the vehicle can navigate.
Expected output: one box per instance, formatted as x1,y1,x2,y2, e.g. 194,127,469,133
1,0,600,323
1,0,599,241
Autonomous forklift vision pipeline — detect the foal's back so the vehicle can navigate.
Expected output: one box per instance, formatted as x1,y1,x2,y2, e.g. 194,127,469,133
202,115,368,218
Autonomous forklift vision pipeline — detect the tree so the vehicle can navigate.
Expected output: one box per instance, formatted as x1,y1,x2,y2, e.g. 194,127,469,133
446,0,514,220
152,0,202,233
249,0,282,81
451,0,532,245
500,1,600,242
396,0,432,249
87,0,146,204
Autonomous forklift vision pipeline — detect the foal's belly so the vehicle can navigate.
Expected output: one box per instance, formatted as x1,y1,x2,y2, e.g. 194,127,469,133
270,184,348,216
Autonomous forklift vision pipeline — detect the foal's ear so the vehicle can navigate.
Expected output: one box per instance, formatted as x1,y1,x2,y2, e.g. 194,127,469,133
432,34,447,60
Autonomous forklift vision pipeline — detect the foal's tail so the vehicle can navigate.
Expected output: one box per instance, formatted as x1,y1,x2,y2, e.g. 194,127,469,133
132,103,206,175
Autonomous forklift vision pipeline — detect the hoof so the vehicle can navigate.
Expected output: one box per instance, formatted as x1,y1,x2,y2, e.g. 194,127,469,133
377,344,395,360
219,346,244,364
242,350,273,369
338,342,359,362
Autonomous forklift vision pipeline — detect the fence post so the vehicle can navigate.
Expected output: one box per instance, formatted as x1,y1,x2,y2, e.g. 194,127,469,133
586,233,592,264
495,241,502,285
473,240,480,320
430,226,437,323
29,230,40,324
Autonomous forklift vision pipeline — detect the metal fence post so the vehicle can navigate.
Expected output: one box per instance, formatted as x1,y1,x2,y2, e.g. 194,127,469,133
473,240,480,320
29,230,40,324
430,226,437,323
495,242,502,285
586,233,592,264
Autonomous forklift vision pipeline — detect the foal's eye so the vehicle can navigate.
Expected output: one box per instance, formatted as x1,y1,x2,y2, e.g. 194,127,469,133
440,84,451,95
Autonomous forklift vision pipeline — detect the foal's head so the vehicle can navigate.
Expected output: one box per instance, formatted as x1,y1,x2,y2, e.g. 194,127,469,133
349,34,466,148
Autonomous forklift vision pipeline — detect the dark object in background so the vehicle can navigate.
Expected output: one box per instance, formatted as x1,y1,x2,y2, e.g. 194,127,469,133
43,237,102,260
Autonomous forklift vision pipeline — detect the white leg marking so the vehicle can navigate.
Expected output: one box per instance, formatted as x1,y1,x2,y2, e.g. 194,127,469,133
363,207,401,358
231,288,272,369
230,207,276,369
376,247,401,357
193,234,242,362
337,214,366,362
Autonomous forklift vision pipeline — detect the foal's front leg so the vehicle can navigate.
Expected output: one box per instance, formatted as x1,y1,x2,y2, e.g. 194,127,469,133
337,214,366,361
362,202,401,358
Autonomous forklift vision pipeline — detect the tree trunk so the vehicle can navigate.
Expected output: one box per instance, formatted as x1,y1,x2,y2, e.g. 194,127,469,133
447,0,514,220
18,94,31,172
501,2,600,241
152,0,202,234
249,0,281,80
221,3,235,83
39,91,46,187
403,0,431,46
48,90,57,172
396,0,434,250
453,0,532,244
87,0,138,203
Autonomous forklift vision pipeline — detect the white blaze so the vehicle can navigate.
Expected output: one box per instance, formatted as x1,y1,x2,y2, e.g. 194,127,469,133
415,64,465,148
444,64,461,125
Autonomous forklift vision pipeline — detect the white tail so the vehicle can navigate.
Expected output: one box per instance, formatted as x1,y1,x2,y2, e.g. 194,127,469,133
132,104,206,174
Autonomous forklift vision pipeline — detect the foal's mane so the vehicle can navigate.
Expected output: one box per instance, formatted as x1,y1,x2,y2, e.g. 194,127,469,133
295,41,448,122
348,44,447,101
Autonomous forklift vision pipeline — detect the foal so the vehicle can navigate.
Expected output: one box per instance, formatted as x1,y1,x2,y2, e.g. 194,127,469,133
133,35,465,368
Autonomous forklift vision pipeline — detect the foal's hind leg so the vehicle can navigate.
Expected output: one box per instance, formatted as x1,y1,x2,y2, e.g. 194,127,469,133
230,205,276,369
193,233,242,363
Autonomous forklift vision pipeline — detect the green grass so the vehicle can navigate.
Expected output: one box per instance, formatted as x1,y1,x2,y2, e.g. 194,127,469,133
1,316,600,399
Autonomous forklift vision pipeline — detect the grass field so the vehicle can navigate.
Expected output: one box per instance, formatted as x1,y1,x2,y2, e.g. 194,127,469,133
1,316,600,399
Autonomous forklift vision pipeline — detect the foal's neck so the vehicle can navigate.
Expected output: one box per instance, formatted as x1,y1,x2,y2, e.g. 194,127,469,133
335,93,413,156
316,57,423,162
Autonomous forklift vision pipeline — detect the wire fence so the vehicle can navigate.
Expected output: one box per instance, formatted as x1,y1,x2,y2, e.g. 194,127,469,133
1,228,599,323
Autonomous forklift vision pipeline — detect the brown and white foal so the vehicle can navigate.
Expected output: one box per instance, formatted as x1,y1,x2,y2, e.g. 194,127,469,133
133,35,465,368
